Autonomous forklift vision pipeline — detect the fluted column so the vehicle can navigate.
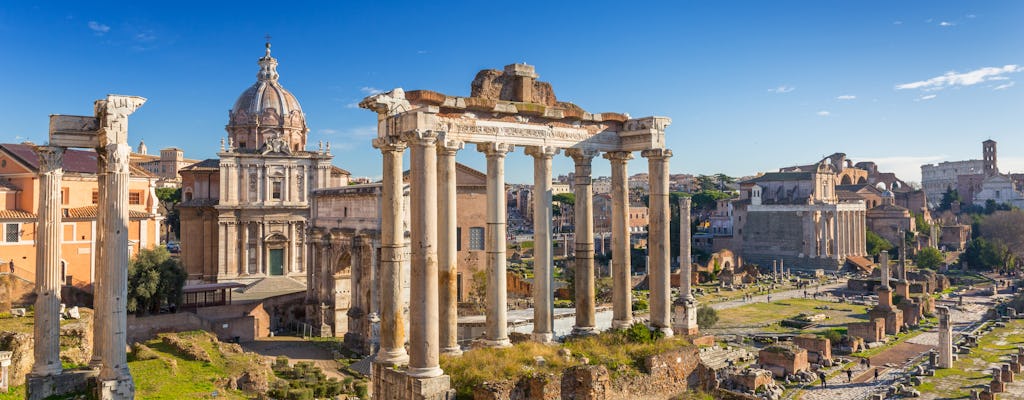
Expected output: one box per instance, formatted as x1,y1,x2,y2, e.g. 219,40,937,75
604,151,633,329
405,131,442,378
371,137,409,366
678,197,694,302
644,149,673,336
90,149,107,368
437,136,463,355
32,146,64,377
526,146,558,343
478,142,513,347
567,148,598,335
240,223,249,275
99,141,132,385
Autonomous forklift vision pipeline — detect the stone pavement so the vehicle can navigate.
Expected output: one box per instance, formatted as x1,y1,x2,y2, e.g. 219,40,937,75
710,281,848,311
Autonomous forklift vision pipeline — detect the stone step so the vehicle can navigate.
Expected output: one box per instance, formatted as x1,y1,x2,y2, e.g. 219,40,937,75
241,276,306,294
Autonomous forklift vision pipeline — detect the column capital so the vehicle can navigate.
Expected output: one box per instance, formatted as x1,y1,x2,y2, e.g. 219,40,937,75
436,136,464,156
372,136,407,152
678,195,692,208
603,151,634,163
565,148,599,163
105,143,131,173
524,145,559,159
402,130,439,146
641,148,673,160
35,146,65,173
476,142,514,158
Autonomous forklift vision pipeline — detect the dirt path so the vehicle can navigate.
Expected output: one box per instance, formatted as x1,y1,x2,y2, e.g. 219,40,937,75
241,336,346,380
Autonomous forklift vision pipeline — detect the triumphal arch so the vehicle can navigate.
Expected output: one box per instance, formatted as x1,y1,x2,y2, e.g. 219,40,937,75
360,64,692,399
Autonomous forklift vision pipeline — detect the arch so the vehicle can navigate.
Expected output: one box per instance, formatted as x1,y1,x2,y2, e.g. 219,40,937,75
841,175,852,185
183,188,194,202
875,182,888,191
335,251,352,276
857,177,867,184
891,181,901,190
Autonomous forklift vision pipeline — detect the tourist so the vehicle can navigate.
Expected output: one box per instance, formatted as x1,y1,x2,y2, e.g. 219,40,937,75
845,369,852,382
873,367,879,381
818,371,827,387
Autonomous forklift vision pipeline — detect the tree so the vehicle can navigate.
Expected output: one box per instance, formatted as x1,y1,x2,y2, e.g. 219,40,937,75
977,209,1024,272
695,175,717,191
127,247,186,315
690,190,733,211
959,237,1008,270
714,173,736,190
915,247,944,269
865,229,893,256
155,187,182,242
552,192,575,206
696,305,718,329
938,188,960,212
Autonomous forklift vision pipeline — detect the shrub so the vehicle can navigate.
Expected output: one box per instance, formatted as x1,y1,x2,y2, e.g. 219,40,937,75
622,322,662,344
696,305,718,329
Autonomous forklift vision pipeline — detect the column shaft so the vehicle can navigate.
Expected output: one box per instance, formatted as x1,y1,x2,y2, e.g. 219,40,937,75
406,131,442,378
478,142,513,347
100,142,133,387
32,146,64,376
437,138,463,355
568,149,597,334
605,151,633,329
644,149,673,336
527,146,558,342
372,138,409,365
91,150,107,368
679,197,693,301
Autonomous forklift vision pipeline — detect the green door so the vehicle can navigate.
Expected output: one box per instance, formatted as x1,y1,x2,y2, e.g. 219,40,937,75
269,249,284,276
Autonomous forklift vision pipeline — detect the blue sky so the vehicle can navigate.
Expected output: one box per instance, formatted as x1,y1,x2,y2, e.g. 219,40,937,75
1,1,1022,184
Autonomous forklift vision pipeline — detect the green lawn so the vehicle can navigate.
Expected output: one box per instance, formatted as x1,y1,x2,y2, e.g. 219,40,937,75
915,319,1024,398
714,298,869,329
129,331,259,399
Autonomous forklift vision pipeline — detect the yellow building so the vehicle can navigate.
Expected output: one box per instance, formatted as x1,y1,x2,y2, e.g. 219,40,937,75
0,143,163,287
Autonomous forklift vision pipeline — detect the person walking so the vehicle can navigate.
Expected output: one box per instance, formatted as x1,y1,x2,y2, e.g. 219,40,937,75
845,369,853,383
818,371,827,387
873,367,879,382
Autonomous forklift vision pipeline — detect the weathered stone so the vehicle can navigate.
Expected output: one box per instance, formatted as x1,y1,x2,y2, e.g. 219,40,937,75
758,345,809,376
560,365,610,400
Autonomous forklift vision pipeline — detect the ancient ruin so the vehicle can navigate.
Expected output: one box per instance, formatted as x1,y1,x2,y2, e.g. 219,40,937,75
29,94,146,399
359,63,674,399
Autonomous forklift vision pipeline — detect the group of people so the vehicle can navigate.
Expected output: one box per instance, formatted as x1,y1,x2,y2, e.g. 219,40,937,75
816,357,881,388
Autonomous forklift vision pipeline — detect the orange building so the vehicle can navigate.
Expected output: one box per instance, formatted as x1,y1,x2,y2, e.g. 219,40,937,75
0,143,163,287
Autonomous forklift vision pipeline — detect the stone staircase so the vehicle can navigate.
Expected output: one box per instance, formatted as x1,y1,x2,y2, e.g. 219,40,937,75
698,345,755,370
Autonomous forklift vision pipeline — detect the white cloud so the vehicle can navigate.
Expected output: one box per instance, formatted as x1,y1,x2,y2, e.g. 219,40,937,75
836,95,856,100
360,87,382,95
318,129,339,135
896,65,1023,90
917,94,938,101
966,14,977,19
939,21,955,27
816,110,831,116
345,102,360,109
893,20,903,25
994,82,1015,90
87,21,110,35
768,85,795,94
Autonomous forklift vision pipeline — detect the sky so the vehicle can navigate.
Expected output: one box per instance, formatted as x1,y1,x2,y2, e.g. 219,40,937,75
1,1,1022,184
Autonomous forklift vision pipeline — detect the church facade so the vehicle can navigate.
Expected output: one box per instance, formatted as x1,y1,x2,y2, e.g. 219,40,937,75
179,43,346,283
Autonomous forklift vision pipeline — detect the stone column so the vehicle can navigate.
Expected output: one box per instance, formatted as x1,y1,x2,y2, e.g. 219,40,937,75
437,136,463,355
31,146,64,377
240,223,249,275
643,149,673,337
605,151,633,329
526,146,558,343
879,251,891,290
405,131,442,378
256,223,265,275
674,196,698,335
567,148,598,335
938,306,953,368
98,140,134,389
371,137,409,366
90,149,107,368
478,142,513,347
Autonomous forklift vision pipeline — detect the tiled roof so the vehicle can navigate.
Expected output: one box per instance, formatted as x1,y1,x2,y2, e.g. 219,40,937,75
746,172,814,183
331,166,351,176
63,206,154,219
181,159,220,171
0,143,156,178
0,209,36,219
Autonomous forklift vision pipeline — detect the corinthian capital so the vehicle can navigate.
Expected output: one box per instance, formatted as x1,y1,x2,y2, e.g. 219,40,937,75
603,151,634,162
95,95,147,143
372,136,407,153
35,146,65,173
106,143,132,173
524,145,559,159
436,134,464,156
402,130,439,147
476,142,514,158
641,148,673,160
565,148,599,164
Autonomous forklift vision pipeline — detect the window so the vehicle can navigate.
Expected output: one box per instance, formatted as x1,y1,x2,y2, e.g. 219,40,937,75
456,227,462,251
4,223,18,243
92,191,99,204
468,227,485,250
61,188,69,205
272,181,282,200
129,192,142,205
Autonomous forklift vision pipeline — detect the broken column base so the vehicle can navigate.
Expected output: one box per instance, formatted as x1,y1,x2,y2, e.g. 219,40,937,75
372,362,454,400
672,300,699,336
97,376,135,400
26,370,97,400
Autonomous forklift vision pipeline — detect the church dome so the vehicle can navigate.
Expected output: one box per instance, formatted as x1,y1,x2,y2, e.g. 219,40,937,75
226,42,308,152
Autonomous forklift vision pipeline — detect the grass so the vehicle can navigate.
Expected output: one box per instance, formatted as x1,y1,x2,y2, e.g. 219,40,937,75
441,330,691,399
129,331,261,399
0,309,92,335
914,320,1024,398
713,298,870,329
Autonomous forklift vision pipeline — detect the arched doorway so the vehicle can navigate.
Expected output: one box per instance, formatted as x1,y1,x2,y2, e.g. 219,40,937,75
265,233,289,275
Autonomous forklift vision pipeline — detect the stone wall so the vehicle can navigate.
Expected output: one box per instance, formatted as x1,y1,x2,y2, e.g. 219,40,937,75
793,334,831,363
848,318,885,343
128,302,270,344
0,312,93,388
757,345,809,376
